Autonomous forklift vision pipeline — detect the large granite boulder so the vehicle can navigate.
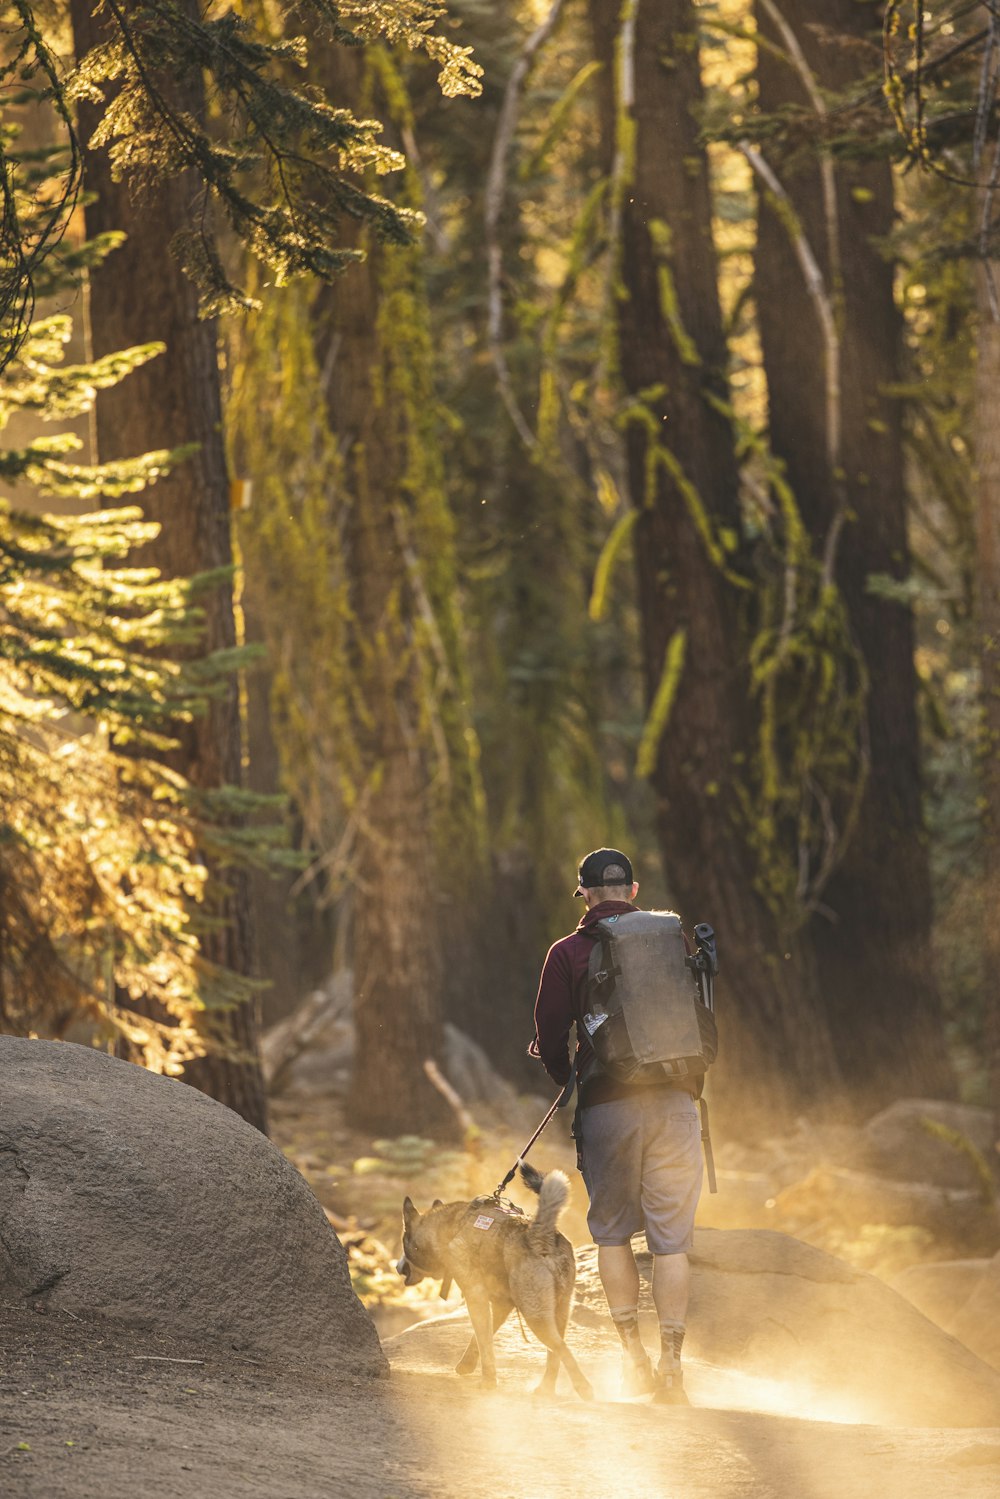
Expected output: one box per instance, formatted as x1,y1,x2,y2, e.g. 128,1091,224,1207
0,1037,385,1376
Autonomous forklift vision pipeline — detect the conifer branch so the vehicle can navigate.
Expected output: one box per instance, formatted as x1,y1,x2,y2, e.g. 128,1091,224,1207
0,316,283,1058
0,1,82,370
1,0,480,356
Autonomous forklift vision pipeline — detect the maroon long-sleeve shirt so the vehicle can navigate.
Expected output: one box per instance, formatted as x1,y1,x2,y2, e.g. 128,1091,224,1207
530,900,695,1107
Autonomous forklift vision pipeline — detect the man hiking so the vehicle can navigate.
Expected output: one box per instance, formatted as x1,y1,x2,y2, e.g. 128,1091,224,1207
529,848,704,1404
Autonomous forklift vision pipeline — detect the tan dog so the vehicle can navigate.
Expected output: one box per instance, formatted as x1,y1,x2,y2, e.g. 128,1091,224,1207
397,1163,593,1398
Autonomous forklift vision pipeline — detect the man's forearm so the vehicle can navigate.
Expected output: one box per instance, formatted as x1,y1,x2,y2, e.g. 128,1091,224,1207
532,949,574,1086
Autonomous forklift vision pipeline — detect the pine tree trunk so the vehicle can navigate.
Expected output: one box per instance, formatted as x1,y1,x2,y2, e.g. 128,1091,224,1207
974,257,1000,1124
349,752,455,1137
306,39,459,1137
69,0,267,1132
315,244,456,1135
754,0,954,1105
587,0,839,1124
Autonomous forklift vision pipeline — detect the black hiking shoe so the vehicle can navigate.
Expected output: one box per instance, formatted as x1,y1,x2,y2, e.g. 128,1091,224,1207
621,1355,655,1397
653,1362,690,1406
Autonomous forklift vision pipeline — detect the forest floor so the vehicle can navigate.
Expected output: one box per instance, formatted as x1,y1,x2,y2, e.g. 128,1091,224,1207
3,1287,1000,1499
2,1089,998,1499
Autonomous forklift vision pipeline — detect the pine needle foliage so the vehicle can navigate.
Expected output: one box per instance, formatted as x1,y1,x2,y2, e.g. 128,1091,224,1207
0,1,481,360
0,314,267,1070
0,0,82,369
82,0,478,308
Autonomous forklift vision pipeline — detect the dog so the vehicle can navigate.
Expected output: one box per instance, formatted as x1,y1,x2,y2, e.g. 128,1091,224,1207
397,1162,593,1398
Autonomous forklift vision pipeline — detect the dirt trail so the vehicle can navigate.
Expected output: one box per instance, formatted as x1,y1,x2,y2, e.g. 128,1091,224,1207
2,1297,999,1499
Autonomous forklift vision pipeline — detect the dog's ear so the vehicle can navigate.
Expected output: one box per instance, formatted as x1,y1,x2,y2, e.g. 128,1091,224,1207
431,1198,443,1210
403,1196,419,1225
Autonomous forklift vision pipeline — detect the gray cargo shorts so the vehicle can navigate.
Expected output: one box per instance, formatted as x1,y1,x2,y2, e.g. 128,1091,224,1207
578,1089,702,1255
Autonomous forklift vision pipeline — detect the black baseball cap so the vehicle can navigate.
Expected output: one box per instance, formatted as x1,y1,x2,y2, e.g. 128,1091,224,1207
574,848,634,896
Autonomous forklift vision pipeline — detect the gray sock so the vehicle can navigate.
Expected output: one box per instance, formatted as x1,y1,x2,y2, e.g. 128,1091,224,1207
610,1305,647,1362
658,1318,685,1370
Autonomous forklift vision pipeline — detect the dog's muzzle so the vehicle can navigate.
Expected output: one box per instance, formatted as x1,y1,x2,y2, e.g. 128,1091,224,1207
396,1254,426,1287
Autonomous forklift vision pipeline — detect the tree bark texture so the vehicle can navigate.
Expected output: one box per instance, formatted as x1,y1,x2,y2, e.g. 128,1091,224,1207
588,0,840,1125
69,0,268,1132
754,0,955,1103
308,38,460,1137
974,254,1000,1124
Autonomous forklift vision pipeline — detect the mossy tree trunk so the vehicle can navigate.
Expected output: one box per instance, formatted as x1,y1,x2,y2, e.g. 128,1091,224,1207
587,0,839,1123
974,251,1000,1123
307,39,471,1137
754,0,954,1104
69,0,268,1132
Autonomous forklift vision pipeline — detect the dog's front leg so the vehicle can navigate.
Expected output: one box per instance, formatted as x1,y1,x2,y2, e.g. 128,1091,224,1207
465,1289,497,1390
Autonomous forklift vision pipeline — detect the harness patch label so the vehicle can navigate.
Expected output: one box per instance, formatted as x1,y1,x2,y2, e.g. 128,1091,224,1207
473,1214,495,1231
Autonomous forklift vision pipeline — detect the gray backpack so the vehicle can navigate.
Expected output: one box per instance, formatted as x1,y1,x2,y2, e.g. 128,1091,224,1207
581,910,718,1084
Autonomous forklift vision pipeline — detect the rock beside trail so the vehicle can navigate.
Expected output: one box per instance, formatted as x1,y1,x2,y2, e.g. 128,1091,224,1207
862,1099,998,1192
951,1252,1000,1372
771,1165,999,1249
891,1258,992,1333
0,1037,385,1376
705,1105,1000,1251
890,1247,1000,1375
572,1228,1000,1427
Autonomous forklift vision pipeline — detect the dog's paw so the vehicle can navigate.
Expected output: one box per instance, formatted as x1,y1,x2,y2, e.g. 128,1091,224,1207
478,1374,498,1392
455,1358,478,1377
531,1381,558,1401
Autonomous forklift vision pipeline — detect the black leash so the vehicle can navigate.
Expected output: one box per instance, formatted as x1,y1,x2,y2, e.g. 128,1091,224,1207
493,1073,577,1198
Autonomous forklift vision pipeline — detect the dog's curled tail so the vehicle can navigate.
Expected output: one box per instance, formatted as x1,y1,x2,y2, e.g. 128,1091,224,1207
520,1164,570,1247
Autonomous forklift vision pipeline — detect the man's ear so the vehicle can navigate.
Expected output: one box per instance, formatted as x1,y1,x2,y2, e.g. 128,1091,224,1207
403,1196,419,1225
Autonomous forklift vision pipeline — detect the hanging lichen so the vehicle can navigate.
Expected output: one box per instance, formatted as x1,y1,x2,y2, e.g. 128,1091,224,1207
589,508,638,621
635,629,687,780
228,42,489,905
577,0,871,936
